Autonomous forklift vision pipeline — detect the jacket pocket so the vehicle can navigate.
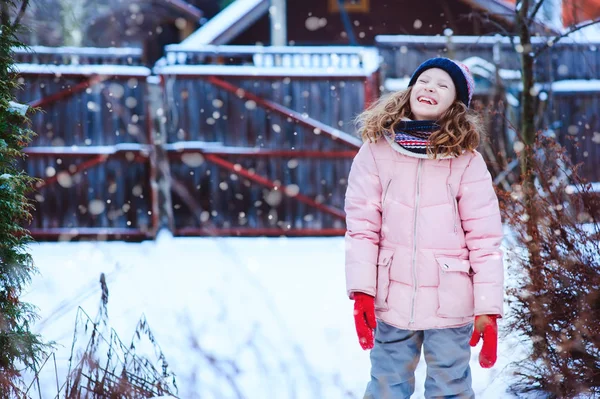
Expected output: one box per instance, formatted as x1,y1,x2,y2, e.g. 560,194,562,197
435,256,474,318
375,248,394,311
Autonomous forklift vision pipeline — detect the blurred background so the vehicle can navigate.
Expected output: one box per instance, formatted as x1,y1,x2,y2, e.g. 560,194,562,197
8,0,600,240
2,0,599,397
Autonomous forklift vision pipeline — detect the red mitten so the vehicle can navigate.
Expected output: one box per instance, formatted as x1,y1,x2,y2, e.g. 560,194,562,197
353,292,377,350
469,315,498,368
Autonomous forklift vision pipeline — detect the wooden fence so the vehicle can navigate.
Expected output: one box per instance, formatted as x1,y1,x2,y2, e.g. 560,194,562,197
375,35,600,82
154,45,379,236
13,45,378,239
14,48,157,240
14,40,598,240
376,35,600,183
549,86,600,182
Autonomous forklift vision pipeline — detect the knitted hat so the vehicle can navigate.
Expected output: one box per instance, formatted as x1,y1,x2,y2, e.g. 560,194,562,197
408,57,475,107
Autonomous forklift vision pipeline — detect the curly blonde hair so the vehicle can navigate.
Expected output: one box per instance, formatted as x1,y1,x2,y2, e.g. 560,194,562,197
355,87,482,158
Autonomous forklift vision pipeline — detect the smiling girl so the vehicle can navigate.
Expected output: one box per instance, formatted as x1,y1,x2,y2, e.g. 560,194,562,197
344,58,504,398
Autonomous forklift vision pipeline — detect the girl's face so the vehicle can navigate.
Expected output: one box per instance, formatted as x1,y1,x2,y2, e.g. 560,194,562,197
409,68,457,121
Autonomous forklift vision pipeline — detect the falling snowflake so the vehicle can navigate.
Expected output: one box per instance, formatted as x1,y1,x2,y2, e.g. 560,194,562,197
57,172,73,188
513,141,525,153
264,189,283,206
89,200,106,215
557,64,569,76
284,184,300,197
181,153,204,167
287,159,298,169
108,83,125,99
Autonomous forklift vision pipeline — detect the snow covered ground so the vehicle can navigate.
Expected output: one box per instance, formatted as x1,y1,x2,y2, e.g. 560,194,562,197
22,231,525,398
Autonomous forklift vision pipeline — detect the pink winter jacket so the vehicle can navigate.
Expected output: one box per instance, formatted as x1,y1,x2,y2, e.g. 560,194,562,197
344,138,504,330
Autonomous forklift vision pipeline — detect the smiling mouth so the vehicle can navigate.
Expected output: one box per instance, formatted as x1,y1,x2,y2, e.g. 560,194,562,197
418,96,437,105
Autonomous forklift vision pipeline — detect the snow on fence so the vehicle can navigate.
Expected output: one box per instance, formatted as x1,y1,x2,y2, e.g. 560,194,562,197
159,44,380,72
13,46,144,66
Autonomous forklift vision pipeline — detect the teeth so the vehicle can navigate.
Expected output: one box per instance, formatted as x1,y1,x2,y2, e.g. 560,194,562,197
418,97,435,105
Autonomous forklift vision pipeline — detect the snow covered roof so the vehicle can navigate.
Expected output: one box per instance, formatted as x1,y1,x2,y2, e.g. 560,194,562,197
459,0,560,34
176,0,269,47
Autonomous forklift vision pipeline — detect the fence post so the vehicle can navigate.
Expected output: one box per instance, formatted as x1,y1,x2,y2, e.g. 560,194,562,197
151,75,175,233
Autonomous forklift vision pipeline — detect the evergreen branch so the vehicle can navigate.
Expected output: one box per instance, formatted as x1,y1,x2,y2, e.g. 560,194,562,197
0,2,48,395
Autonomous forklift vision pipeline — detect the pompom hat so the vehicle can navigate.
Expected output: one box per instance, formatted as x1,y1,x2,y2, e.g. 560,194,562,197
408,57,475,107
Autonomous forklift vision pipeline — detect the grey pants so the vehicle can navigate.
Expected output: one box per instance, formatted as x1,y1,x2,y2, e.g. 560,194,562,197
364,321,475,399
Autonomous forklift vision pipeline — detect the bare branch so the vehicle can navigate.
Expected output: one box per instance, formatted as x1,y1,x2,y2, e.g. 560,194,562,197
534,17,600,58
12,0,29,28
527,0,545,24
461,11,520,53
464,11,510,34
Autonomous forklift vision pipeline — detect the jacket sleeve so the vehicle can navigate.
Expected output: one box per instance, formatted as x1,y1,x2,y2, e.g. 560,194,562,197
344,142,382,298
457,151,504,317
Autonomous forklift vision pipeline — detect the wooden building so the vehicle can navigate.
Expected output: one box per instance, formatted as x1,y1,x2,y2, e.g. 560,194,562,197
224,0,554,46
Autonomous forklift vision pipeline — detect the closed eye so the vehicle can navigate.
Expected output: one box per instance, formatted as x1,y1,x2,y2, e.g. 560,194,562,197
439,84,448,88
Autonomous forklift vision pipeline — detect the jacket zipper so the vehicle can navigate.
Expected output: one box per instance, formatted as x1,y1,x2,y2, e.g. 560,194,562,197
448,183,458,234
409,160,423,324
382,179,392,221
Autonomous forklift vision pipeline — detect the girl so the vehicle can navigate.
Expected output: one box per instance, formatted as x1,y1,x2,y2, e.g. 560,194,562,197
344,58,504,399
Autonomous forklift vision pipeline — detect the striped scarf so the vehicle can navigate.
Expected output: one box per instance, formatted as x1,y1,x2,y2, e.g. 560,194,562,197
393,120,440,156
